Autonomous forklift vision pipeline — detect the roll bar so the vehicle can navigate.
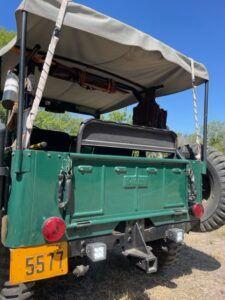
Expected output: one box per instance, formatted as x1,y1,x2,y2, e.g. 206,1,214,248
16,10,27,151
203,81,209,161
15,9,209,163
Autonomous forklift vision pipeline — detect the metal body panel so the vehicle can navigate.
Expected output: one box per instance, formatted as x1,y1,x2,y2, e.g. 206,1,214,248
5,150,204,248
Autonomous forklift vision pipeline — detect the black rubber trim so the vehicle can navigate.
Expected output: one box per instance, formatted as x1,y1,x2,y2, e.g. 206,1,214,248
76,119,177,153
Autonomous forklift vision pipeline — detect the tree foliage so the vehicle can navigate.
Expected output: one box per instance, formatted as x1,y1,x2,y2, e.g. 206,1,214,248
35,111,83,136
0,28,15,49
178,121,225,154
34,109,132,135
0,29,15,123
178,132,198,147
207,121,225,153
0,104,7,123
102,109,132,124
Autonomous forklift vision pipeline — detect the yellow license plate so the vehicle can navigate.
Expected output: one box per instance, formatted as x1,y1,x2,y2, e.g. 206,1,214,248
10,242,68,284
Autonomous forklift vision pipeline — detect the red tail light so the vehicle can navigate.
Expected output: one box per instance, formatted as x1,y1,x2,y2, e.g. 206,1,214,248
192,203,204,219
42,217,66,242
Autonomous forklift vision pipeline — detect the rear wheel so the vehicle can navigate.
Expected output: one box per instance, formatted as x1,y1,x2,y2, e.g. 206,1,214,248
0,242,9,288
179,145,225,232
201,147,225,231
150,239,182,268
0,216,34,300
0,283,34,300
0,214,10,289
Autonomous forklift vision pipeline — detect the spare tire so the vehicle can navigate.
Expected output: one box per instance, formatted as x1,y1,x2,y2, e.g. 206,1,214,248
179,145,225,232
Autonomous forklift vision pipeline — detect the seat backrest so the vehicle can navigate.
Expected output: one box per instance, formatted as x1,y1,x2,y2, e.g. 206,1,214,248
30,127,71,152
76,119,177,153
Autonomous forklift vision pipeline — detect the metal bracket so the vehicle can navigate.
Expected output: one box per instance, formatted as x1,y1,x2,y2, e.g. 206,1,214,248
123,221,158,274
187,168,198,201
0,166,9,177
58,156,73,210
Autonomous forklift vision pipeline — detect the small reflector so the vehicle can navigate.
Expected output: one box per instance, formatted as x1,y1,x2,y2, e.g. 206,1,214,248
42,217,66,242
167,228,184,243
192,203,204,219
86,243,107,262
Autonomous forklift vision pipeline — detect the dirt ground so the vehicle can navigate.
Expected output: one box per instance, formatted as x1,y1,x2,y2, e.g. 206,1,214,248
35,227,225,300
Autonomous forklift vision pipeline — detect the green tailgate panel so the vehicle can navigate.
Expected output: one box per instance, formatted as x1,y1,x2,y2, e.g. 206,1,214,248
73,161,187,217
5,150,200,248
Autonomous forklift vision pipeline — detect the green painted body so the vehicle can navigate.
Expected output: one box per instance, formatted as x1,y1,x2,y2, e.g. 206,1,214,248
5,150,205,248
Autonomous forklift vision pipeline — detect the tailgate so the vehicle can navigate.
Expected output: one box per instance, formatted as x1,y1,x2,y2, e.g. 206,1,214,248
6,151,191,248
68,154,189,226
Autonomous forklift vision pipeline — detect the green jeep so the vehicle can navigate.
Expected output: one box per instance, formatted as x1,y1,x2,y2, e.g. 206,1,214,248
0,0,225,299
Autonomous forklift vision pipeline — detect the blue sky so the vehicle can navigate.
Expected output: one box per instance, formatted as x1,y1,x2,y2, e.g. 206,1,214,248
0,0,225,133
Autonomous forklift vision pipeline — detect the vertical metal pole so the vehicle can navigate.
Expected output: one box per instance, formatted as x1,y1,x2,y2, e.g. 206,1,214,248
16,10,27,150
203,81,209,161
0,57,2,92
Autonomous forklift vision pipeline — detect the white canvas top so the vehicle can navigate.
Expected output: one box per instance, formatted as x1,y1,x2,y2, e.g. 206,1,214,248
0,0,209,114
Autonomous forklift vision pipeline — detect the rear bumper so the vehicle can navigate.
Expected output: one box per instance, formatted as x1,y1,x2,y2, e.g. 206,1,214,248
7,221,190,285
69,222,189,257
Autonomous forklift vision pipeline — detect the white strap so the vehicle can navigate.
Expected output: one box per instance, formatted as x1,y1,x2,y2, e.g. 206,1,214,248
25,0,70,148
191,59,195,83
191,59,201,160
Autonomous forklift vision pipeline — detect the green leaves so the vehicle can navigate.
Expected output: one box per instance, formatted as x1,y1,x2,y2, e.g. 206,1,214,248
35,111,83,136
178,121,225,154
0,28,15,122
0,104,7,123
0,28,15,49
102,109,132,124
34,109,132,135
207,121,225,153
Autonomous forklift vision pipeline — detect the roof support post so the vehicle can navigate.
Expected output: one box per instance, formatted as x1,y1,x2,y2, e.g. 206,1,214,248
203,80,209,161
16,10,27,150
25,0,70,148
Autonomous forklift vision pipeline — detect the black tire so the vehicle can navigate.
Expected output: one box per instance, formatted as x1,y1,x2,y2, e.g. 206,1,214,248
150,240,182,268
0,216,9,288
179,145,225,232
0,216,34,300
0,283,34,300
0,245,9,289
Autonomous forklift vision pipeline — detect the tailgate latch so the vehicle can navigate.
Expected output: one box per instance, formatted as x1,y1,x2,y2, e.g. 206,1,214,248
58,158,73,210
187,168,197,201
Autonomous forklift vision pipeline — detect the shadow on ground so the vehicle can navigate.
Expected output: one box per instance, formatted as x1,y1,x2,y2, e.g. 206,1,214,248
35,244,221,300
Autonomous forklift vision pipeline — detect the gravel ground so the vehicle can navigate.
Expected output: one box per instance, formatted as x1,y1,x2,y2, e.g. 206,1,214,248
35,227,225,300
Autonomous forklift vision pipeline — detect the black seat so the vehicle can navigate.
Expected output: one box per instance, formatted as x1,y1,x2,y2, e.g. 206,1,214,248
76,119,177,154
30,127,71,152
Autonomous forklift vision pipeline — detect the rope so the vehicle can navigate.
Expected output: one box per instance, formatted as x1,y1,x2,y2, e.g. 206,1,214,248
191,59,201,160
25,0,70,148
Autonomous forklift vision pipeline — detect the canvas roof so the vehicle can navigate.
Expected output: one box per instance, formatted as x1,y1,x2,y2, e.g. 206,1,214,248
0,0,209,114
